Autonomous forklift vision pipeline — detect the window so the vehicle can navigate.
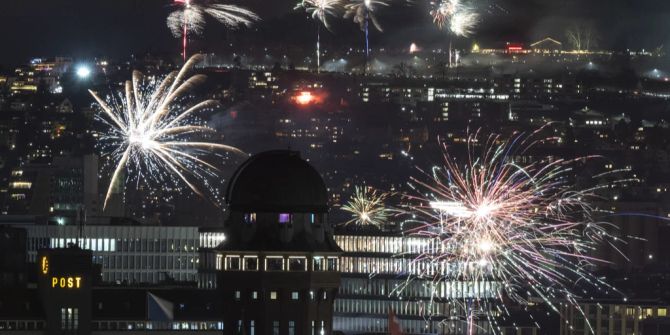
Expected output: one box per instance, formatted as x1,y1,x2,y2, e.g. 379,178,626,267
225,256,240,270
279,213,292,224
250,320,255,335
288,321,295,335
244,213,256,224
313,257,324,271
659,308,667,317
272,321,279,335
270,291,278,300
289,257,307,271
291,292,299,300
244,256,259,271
60,308,79,330
234,291,241,301
322,291,327,300
265,257,284,271
310,291,315,301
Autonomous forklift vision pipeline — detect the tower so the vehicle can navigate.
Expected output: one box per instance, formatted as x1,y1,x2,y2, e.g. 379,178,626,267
216,150,341,335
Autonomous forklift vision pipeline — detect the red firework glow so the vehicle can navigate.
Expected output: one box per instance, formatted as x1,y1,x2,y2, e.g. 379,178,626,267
293,91,321,105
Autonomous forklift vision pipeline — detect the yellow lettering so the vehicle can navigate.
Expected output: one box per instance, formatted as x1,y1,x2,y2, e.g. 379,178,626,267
49,276,83,289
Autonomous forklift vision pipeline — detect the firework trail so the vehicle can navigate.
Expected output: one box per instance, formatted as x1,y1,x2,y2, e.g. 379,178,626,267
402,127,636,333
344,0,390,68
341,186,395,227
167,0,260,61
89,54,244,209
296,0,344,73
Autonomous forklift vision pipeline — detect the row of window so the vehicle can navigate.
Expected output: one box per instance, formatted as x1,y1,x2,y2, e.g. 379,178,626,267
232,289,328,302
339,278,500,300
92,321,224,331
335,235,435,255
218,255,339,272
333,316,492,335
243,213,322,225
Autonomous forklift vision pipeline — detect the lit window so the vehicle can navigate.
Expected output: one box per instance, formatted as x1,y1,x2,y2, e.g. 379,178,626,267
659,308,667,317
291,292,299,300
235,291,241,301
288,321,295,335
244,213,256,224
251,291,258,300
279,213,292,224
225,256,241,270
270,291,278,300
244,256,259,271
272,321,279,335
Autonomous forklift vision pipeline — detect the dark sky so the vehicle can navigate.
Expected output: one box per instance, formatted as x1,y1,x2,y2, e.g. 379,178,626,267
1,0,669,66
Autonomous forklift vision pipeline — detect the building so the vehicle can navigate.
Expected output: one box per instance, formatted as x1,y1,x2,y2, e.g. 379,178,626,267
3,217,221,285
7,155,100,218
560,299,670,335
212,150,342,335
0,226,27,287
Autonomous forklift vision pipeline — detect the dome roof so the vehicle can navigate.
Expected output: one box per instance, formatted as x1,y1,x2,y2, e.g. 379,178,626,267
225,150,329,213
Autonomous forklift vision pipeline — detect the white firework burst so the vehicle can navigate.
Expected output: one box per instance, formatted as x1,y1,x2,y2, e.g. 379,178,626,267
296,0,344,30
89,54,244,208
167,0,260,38
344,0,390,32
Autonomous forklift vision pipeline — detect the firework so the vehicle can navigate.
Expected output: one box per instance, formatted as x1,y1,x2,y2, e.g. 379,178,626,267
429,0,478,37
344,0,389,32
89,54,244,209
344,0,390,65
403,127,634,332
167,0,260,60
341,186,394,227
296,0,343,73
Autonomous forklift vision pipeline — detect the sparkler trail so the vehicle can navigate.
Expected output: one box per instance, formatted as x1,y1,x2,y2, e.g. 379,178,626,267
296,0,344,73
89,54,245,209
341,186,395,227
401,127,636,333
168,0,260,61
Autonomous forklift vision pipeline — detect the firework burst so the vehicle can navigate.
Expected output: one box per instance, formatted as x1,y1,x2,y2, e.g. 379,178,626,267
296,0,344,72
296,0,343,30
167,0,260,60
429,0,478,37
403,127,635,332
342,186,394,227
344,0,390,32
89,54,244,209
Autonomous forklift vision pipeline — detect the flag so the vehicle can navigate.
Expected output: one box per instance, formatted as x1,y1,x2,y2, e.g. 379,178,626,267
388,307,403,335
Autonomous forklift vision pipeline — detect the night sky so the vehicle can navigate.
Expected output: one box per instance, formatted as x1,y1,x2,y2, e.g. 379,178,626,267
1,0,669,66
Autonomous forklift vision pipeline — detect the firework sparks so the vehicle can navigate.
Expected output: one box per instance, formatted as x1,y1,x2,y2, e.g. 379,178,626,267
167,0,260,60
296,0,343,30
344,0,389,32
429,0,478,37
403,127,634,332
296,0,343,73
89,54,244,209
342,186,394,227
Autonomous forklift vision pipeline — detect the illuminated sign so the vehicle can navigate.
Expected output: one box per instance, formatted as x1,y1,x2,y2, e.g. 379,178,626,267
41,256,49,275
51,277,82,289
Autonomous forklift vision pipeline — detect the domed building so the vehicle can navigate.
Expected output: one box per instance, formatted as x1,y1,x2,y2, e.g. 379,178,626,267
214,150,341,335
